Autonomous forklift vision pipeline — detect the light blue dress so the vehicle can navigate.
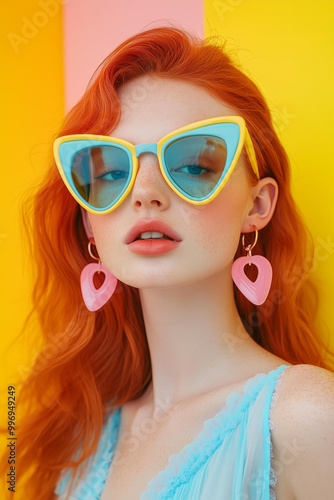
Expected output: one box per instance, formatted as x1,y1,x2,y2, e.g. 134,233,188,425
55,364,290,499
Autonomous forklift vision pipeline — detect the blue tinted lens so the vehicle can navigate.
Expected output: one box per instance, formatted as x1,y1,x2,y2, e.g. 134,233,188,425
164,135,228,199
70,145,131,209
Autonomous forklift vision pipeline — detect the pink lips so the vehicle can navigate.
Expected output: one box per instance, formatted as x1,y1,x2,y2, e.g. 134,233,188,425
125,218,182,255
125,218,182,244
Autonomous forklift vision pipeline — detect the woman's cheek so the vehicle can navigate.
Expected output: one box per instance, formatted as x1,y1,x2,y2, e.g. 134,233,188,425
86,216,117,261
192,193,245,256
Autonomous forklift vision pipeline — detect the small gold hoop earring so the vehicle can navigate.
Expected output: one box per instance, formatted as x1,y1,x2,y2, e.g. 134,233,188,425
241,226,258,266
88,238,101,274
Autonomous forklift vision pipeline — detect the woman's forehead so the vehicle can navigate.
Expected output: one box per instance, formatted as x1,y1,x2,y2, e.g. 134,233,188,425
117,74,237,113
112,76,239,142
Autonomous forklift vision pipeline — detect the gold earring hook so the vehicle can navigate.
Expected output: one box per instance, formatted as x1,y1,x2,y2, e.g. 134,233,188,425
241,226,258,266
88,239,101,274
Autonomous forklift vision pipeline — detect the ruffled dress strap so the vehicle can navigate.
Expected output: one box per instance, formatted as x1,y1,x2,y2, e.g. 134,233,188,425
142,365,290,499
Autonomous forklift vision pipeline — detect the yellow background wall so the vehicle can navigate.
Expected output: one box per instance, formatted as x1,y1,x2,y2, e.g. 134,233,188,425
205,0,334,351
0,2,64,428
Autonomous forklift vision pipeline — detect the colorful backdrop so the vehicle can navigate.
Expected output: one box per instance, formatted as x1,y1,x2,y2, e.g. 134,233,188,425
1,0,334,439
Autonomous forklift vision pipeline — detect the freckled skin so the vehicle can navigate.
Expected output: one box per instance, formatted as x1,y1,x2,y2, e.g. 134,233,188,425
83,76,262,289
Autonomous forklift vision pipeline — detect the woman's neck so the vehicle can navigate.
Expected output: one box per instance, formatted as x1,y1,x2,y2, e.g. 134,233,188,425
138,266,264,414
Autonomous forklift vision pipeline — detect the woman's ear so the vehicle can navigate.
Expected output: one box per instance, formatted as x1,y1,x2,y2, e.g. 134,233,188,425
80,206,94,240
241,177,279,233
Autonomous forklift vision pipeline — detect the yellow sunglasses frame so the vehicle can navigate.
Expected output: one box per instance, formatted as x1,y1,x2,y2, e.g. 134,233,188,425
53,115,260,215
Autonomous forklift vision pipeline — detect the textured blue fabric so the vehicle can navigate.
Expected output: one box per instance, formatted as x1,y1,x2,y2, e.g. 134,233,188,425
55,364,289,499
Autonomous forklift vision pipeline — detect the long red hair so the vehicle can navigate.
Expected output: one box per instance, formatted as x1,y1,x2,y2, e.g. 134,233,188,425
1,26,333,499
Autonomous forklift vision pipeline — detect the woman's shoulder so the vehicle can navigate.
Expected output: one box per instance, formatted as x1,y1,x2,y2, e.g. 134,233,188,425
270,363,334,500
272,362,334,414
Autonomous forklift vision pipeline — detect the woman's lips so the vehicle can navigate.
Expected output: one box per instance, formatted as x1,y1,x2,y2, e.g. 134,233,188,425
125,218,182,244
125,218,182,255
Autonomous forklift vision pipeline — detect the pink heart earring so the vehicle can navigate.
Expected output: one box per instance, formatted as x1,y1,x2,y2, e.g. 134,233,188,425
80,239,118,312
231,226,272,306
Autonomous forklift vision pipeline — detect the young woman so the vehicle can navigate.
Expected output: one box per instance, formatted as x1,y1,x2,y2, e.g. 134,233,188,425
2,26,334,500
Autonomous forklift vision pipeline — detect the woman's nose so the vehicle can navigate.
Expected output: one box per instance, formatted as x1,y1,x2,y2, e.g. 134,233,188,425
130,152,171,210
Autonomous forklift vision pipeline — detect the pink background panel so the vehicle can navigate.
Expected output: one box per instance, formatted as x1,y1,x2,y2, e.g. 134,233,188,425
64,0,203,111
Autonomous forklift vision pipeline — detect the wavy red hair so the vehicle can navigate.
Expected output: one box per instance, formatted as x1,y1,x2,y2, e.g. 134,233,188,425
1,26,333,499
